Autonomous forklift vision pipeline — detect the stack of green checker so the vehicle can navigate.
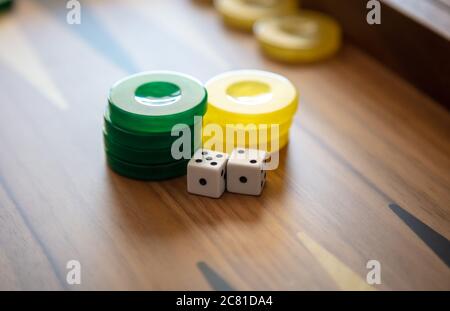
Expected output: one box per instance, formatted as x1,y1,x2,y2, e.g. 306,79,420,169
0,0,13,11
104,71,207,180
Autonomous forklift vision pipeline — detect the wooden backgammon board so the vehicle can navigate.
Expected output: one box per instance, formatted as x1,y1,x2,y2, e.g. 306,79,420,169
0,0,448,291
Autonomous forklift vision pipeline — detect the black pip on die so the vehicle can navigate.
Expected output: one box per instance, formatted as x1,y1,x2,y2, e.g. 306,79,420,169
226,148,267,196
187,149,229,198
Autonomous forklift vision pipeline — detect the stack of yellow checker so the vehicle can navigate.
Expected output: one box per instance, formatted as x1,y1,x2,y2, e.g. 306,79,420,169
214,1,342,64
203,70,298,153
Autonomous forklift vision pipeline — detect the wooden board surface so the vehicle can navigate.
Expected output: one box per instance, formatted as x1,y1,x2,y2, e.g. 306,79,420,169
0,0,449,290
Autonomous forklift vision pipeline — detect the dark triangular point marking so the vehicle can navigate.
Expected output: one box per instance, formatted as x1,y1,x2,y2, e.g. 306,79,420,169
389,203,450,267
197,261,235,291
38,0,137,73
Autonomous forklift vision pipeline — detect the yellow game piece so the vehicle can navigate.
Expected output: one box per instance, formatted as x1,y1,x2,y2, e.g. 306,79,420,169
214,0,298,31
202,120,291,150
203,116,293,136
203,130,289,153
205,70,298,125
254,11,342,63
202,119,292,151
204,69,298,152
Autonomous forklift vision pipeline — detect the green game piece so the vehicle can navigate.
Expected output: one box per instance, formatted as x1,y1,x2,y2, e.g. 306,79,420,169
103,131,200,165
105,152,189,181
103,107,202,150
108,71,207,133
0,0,12,11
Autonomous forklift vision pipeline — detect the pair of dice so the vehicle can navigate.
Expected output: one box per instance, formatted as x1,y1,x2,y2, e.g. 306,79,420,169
187,148,267,198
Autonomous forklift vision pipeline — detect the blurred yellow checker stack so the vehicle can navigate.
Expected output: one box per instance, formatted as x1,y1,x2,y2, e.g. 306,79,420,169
214,1,342,64
214,0,298,31
254,11,342,63
203,70,298,153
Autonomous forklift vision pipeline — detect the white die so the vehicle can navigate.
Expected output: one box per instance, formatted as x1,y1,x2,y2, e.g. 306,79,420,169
187,149,229,198
226,148,267,196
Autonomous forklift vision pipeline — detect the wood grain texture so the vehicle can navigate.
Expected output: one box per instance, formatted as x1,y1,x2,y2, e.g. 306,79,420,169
0,0,449,290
